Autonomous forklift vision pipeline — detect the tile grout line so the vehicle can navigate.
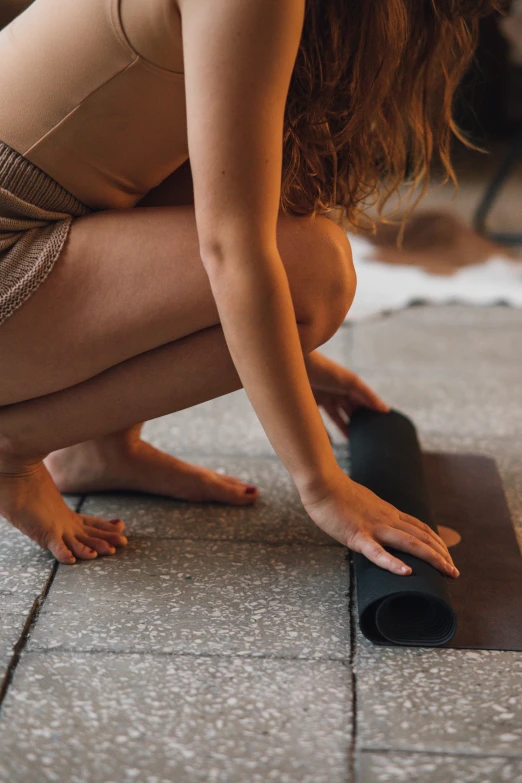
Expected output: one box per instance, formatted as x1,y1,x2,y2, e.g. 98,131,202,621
347,550,358,783
24,647,351,664
359,747,522,761
0,495,86,710
103,534,345,549
0,565,58,708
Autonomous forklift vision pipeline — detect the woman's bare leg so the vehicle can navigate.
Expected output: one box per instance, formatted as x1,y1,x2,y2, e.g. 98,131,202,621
47,165,243,508
0,203,355,564
42,164,220,504
43,420,259,502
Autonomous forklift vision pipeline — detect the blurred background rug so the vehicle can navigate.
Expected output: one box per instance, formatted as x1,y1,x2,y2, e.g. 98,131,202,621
345,209,522,321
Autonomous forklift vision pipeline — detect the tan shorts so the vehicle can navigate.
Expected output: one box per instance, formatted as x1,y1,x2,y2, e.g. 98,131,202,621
0,0,188,325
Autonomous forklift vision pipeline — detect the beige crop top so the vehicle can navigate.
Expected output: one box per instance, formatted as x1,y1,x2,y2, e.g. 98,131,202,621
0,0,189,210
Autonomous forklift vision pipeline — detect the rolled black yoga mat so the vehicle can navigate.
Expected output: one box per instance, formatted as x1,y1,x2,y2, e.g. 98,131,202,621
348,407,457,647
348,407,522,650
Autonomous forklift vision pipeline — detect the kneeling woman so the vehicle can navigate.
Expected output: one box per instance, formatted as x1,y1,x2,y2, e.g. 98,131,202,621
0,0,492,574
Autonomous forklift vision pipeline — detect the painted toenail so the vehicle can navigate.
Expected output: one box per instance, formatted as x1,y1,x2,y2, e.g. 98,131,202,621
245,486,257,494
109,519,123,525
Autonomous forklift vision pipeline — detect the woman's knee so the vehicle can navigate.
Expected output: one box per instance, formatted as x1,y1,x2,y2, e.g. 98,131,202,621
315,215,356,338
277,212,356,351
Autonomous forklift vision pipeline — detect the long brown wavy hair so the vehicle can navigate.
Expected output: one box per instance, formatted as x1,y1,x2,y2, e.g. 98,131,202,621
281,0,508,243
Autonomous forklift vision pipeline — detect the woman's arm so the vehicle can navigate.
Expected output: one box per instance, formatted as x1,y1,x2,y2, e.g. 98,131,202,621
178,0,458,578
179,0,337,495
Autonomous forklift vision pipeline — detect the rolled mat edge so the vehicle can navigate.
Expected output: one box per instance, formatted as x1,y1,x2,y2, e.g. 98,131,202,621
349,407,457,647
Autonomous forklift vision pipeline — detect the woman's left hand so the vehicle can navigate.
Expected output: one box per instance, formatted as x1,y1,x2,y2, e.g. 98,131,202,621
305,350,390,438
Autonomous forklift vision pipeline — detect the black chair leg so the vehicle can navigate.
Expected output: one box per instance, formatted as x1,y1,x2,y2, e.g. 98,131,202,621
473,127,522,246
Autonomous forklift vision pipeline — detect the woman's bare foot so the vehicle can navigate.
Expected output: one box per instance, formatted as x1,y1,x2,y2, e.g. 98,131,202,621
0,454,128,565
44,437,259,505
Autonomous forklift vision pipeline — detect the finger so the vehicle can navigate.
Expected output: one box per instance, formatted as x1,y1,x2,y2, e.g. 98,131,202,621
377,527,459,577
392,515,453,562
398,513,452,560
323,402,349,437
352,533,412,576
347,376,390,412
392,519,454,565
337,390,380,419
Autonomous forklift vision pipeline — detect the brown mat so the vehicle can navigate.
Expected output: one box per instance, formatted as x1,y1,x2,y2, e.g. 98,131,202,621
424,452,522,650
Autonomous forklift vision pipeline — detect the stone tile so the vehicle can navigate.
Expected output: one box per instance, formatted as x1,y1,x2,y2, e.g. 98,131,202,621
0,494,80,604
377,304,522,329
0,600,33,683
143,388,350,458
0,521,55,603
351,305,522,373
0,494,82,682
0,652,351,783
348,305,522,447
356,639,522,756
343,369,522,441
142,390,277,457
62,494,82,512
28,539,351,658
358,751,522,783
317,324,352,365
81,456,340,546
142,326,353,457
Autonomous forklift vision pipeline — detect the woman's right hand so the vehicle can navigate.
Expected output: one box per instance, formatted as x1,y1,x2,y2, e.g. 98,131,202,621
302,469,459,578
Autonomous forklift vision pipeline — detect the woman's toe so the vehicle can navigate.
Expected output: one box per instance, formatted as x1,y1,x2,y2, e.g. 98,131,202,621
64,535,98,560
78,534,116,556
49,537,76,565
221,474,251,486
84,524,127,549
209,476,259,505
86,517,126,534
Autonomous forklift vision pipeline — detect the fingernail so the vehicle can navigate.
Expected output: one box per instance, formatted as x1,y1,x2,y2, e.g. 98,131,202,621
401,565,411,574
109,519,123,525
245,486,257,494
89,549,97,555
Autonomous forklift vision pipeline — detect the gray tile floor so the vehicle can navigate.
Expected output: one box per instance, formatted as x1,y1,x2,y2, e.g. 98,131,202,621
0,305,521,782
